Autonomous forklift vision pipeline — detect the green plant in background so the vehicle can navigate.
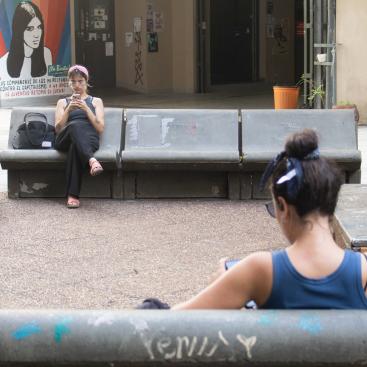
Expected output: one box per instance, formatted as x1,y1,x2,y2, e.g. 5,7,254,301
336,100,353,106
297,74,325,105
308,83,325,103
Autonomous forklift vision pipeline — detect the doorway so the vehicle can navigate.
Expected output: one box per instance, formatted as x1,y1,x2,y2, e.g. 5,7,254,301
75,0,115,88
208,0,258,86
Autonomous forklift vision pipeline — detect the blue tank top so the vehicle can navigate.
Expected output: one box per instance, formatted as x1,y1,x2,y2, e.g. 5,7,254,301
261,249,367,309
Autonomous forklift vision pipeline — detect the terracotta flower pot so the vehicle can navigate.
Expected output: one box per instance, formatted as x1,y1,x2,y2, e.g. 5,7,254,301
273,86,300,109
332,104,359,123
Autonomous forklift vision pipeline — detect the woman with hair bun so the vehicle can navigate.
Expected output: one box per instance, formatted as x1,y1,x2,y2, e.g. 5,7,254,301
0,1,52,79
55,64,104,209
172,129,367,310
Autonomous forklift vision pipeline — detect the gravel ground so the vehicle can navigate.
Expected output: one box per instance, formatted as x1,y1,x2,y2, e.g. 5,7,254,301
0,194,286,309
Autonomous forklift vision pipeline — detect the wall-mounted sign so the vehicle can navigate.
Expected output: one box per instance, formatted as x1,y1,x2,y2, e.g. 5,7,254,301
134,17,142,33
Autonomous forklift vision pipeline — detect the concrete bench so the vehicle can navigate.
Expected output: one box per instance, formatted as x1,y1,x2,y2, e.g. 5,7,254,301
0,107,123,198
240,109,361,199
0,309,366,366
0,108,361,200
119,108,240,199
333,184,367,251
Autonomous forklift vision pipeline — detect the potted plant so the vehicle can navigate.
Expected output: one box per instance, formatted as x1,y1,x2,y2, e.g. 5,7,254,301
273,84,300,109
273,77,305,109
332,101,359,123
273,75,325,109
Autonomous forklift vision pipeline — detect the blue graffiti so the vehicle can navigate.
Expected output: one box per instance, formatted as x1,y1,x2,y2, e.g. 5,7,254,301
54,317,72,344
12,322,41,340
258,311,277,326
299,315,322,335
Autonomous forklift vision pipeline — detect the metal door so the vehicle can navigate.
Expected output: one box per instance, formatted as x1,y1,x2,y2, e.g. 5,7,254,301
209,0,257,85
75,0,115,88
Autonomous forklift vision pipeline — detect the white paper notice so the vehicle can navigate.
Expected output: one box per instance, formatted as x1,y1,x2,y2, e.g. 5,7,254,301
134,17,142,33
153,12,164,32
94,8,105,16
125,32,133,47
105,42,114,56
88,33,97,41
94,20,105,29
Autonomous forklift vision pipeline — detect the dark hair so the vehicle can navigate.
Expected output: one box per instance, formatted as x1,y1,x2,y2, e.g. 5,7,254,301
272,129,343,217
7,1,46,78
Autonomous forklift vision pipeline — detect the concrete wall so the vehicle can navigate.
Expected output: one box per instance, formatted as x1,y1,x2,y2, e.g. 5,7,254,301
115,0,196,93
146,0,172,92
115,0,148,92
265,0,295,84
171,0,196,93
336,0,367,123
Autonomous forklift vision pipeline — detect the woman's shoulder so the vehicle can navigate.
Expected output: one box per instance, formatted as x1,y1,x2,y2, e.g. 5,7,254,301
90,96,104,106
236,251,273,275
90,96,103,102
56,97,68,107
247,251,273,267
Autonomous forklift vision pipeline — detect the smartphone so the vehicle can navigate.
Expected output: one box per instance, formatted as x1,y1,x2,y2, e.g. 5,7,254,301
72,93,81,100
224,259,240,270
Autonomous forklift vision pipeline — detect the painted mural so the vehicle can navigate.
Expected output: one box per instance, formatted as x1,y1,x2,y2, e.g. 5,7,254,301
0,0,71,100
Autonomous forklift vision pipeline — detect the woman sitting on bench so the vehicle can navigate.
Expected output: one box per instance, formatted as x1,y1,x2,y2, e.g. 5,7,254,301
55,65,105,208
173,129,367,310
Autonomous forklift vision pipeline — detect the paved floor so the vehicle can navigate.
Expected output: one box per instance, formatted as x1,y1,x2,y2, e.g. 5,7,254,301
0,196,283,308
0,88,365,309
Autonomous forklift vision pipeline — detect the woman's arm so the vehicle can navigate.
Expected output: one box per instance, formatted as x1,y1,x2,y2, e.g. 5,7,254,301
55,98,71,133
172,252,272,310
91,98,105,134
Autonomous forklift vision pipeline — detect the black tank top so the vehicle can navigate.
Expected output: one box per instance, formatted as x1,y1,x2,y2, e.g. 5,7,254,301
66,96,96,123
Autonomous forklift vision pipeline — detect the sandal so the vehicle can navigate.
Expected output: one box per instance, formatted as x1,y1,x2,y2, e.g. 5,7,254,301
89,158,104,176
67,196,80,209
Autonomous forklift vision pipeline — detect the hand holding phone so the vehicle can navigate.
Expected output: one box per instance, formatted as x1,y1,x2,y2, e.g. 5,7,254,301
72,93,81,100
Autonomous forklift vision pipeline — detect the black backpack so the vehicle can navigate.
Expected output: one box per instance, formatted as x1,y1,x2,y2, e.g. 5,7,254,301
12,112,55,149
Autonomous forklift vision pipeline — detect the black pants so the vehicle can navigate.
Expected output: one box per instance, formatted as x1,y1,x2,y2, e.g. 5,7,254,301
55,121,99,198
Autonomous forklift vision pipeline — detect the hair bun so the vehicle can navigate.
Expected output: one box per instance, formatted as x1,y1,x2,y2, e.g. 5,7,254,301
285,129,319,160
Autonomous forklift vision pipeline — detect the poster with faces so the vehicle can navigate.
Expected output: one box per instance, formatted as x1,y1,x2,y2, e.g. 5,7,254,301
0,0,71,100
